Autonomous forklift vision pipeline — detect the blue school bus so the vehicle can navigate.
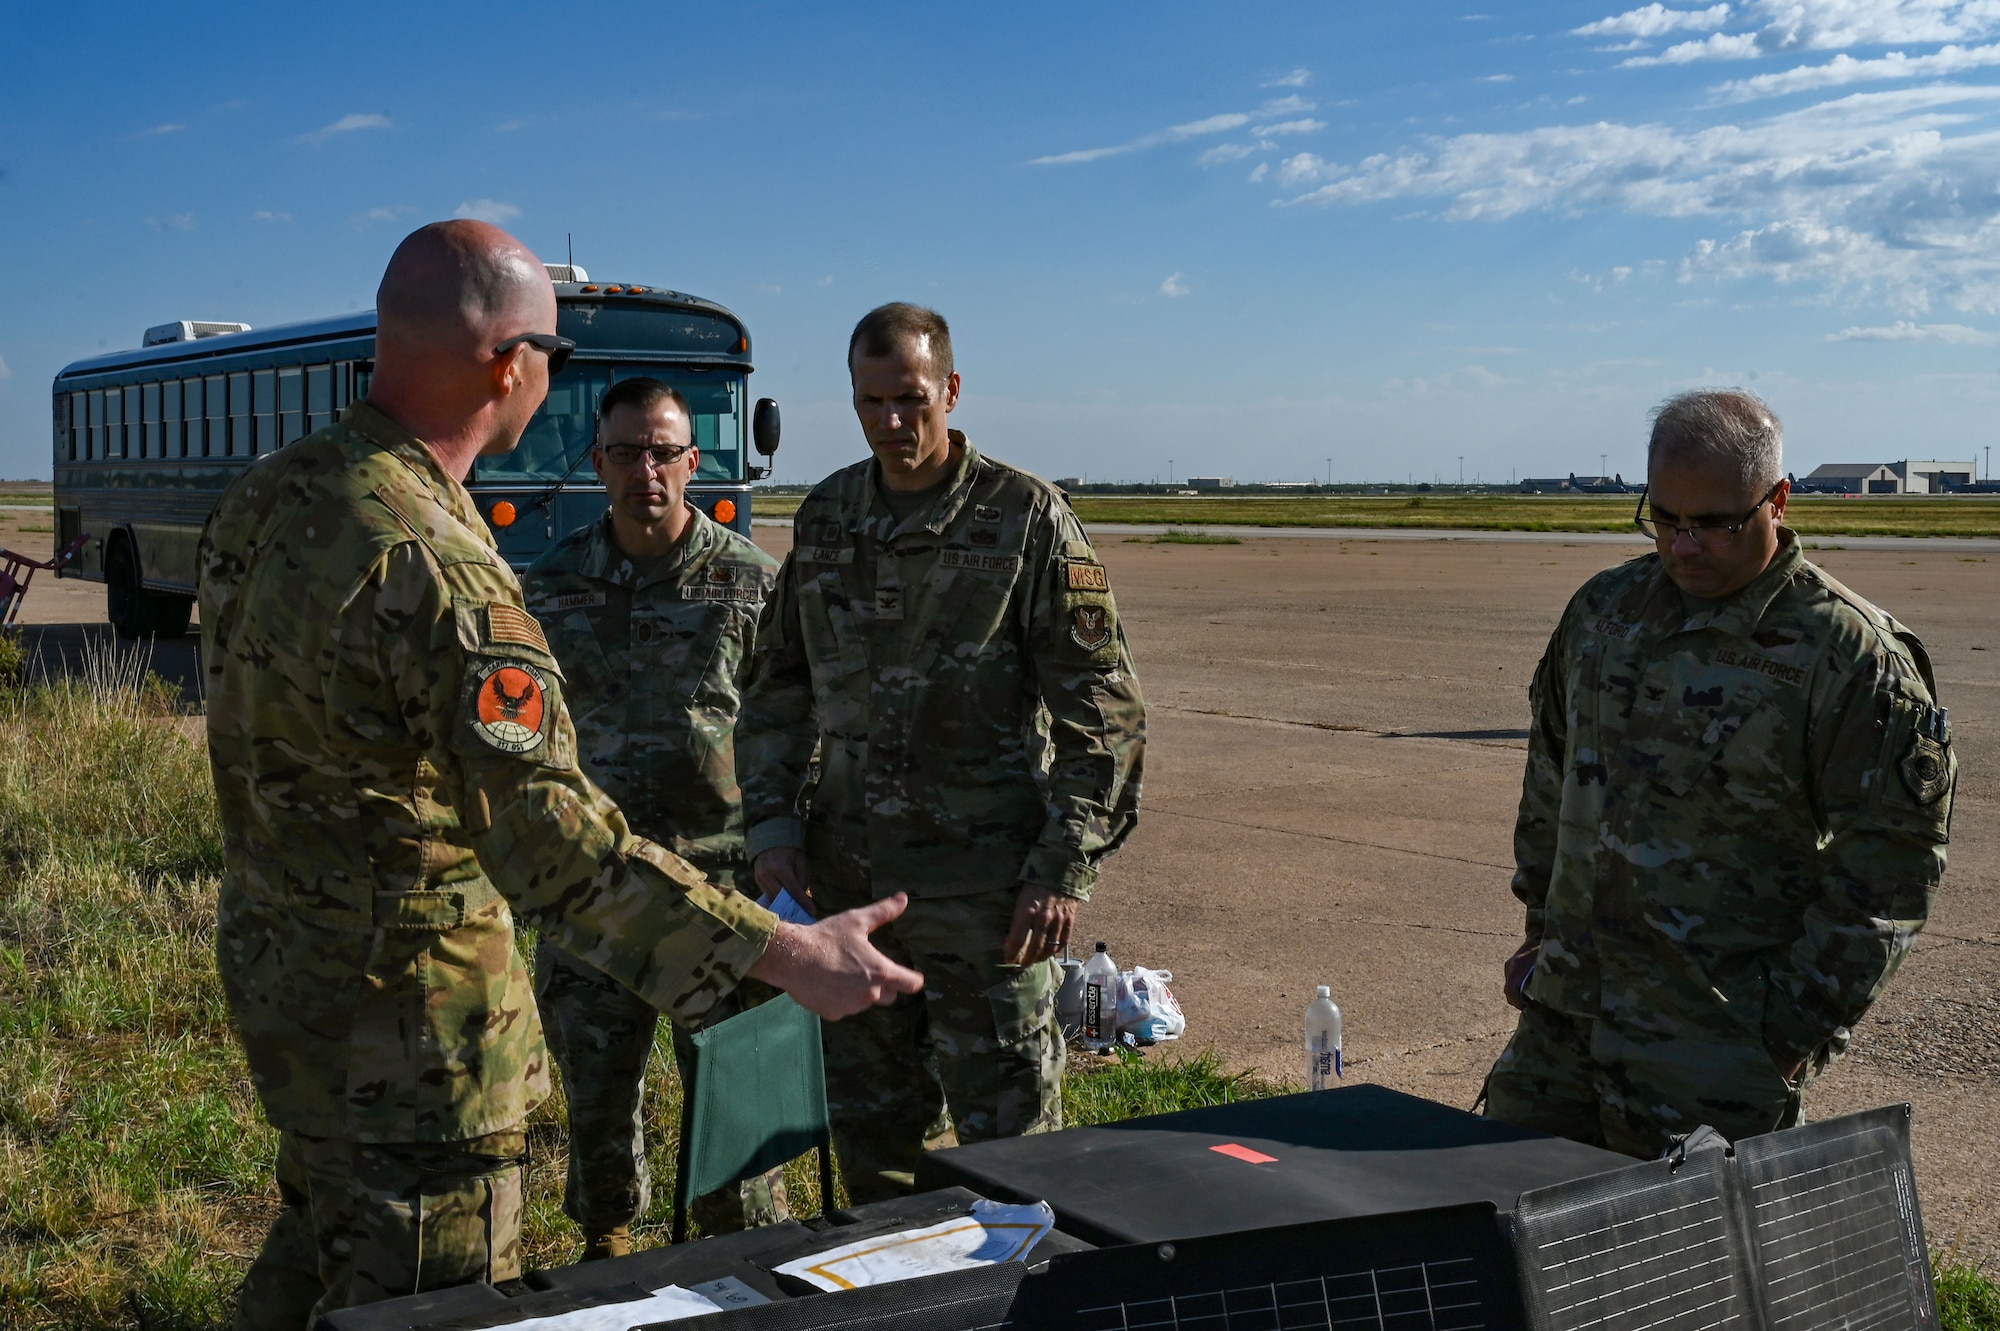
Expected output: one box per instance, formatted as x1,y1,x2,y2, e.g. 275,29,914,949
51,267,780,637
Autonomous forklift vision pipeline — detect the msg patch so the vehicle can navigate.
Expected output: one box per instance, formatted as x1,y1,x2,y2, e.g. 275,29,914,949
470,659,549,754
1066,562,1110,592
487,602,551,654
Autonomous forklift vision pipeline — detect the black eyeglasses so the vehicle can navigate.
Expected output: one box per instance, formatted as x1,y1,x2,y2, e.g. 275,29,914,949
1634,481,1782,547
492,332,575,374
600,441,695,468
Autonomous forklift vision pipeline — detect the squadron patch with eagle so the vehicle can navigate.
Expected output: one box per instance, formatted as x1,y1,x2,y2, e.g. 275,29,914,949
471,658,550,754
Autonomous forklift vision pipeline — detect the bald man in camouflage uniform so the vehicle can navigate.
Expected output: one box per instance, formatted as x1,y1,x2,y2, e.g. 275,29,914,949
523,376,785,1253
739,303,1146,1202
1486,390,1953,1158
202,222,919,1330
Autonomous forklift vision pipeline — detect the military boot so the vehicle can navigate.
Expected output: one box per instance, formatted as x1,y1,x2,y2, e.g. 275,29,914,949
580,1226,632,1261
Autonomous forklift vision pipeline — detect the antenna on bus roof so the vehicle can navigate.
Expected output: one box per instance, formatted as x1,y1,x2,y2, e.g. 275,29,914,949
568,233,574,271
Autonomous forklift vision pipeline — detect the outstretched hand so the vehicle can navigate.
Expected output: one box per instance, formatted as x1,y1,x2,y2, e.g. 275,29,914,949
749,892,924,1020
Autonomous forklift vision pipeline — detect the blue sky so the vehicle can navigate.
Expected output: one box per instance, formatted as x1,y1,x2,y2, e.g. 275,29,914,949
6,0,2000,484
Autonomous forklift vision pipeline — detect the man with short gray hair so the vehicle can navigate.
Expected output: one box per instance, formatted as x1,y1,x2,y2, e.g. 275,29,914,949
1484,388,1953,1157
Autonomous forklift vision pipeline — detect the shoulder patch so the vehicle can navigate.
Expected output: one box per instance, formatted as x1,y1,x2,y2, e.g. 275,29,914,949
1066,562,1110,592
1901,734,1951,805
471,659,549,754
1070,605,1114,653
487,602,551,653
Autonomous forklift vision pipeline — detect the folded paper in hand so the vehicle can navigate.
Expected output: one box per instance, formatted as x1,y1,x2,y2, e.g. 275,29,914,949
775,1200,1056,1292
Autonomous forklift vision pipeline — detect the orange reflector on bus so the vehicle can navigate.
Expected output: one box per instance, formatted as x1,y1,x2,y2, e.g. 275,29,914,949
605,286,624,293
491,501,518,528
713,498,738,524
736,337,748,352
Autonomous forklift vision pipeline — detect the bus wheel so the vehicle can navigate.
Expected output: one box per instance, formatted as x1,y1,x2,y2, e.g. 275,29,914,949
106,541,158,640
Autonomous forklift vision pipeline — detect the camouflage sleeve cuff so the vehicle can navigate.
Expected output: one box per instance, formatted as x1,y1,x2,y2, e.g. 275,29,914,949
625,840,778,1015
1019,850,1097,902
745,817,806,862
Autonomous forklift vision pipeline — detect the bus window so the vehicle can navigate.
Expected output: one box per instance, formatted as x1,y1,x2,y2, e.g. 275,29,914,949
306,364,332,433
206,375,227,457
142,382,162,458
54,394,69,461
87,389,103,460
254,369,278,454
471,366,746,484
69,392,84,461
334,362,354,412
163,380,182,457
183,378,203,456
280,367,305,445
229,372,250,457
123,386,141,458
106,387,125,458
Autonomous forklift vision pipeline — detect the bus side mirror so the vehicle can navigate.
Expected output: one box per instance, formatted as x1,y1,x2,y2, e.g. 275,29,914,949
750,398,781,480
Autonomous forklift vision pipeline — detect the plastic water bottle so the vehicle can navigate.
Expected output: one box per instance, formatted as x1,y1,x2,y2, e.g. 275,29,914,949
1305,986,1343,1089
1055,945,1087,1041
1082,942,1118,1044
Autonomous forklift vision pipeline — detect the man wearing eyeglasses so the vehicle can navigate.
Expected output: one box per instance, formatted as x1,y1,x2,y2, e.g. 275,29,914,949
520,376,785,1256
201,222,922,1329
1483,389,1953,1159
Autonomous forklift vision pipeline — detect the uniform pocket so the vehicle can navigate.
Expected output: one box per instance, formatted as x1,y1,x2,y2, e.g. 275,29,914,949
984,958,1058,1048
373,890,465,932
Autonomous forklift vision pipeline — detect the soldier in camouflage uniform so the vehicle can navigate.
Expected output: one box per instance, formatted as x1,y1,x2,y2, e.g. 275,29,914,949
739,303,1147,1203
1486,390,1953,1158
201,222,920,1329
522,377,785,1253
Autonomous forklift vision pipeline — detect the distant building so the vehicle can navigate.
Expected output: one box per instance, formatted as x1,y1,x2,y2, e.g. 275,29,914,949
1797,460,1977,494
1519,473,1634,494
1054,477,1083,490
1186,476,1236,489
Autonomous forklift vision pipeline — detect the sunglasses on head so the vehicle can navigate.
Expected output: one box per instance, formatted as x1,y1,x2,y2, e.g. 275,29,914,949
492,332,575,375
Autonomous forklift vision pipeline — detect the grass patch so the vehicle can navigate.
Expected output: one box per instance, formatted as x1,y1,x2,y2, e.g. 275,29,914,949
755,490,2000,538
1939,1250,2000,1331
1130,531,1244,546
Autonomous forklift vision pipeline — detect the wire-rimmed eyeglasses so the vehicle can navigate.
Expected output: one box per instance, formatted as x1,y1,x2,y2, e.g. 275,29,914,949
1633,481,1782,547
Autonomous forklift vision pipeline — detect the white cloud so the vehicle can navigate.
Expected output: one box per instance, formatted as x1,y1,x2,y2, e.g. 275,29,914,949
1256,119,1327,135
1574,3,1732,38
136,122,186,137
251,209,291,222
1265,68,1313,87
1258,95,1317,116
1826,319,1997,341
296,112,391,145
1480,73,1518,82
1271,84,2000,311
1752,0,2000,50
454,198,521,223
0,354,12,382
1712,41,2000,99
1248,162,1271,182
146,212,195,232
1198,142,1267,166
1160,272,1191,297
1033,112,1250,164
1623,30,1762,62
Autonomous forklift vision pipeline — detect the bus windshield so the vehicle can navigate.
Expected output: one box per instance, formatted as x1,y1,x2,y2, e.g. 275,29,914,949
473,363,745,484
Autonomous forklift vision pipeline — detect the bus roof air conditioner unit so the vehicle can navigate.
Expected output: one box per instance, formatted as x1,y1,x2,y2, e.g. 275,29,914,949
143,320,253,346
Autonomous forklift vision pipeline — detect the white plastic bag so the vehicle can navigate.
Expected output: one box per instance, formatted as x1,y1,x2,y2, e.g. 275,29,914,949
1114,967,1185,1043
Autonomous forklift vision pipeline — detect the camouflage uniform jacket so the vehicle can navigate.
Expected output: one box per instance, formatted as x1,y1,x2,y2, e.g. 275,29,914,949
739,434,1145,901
1514,530,1953,1071
198,403,775,1144
521,507,777,891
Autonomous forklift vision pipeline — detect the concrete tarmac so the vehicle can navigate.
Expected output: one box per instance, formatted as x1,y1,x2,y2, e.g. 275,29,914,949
9,505,1993,1260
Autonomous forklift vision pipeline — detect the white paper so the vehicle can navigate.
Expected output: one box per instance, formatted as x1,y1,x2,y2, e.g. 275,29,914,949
774,1200,1056,1292
498,1282,724,1331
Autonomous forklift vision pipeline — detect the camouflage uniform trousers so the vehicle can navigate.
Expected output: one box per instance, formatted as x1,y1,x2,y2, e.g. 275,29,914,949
1484,1000,1807,1159
232,1127,526,1331
534,943,789,1237
810,869,1064,1205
